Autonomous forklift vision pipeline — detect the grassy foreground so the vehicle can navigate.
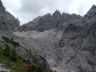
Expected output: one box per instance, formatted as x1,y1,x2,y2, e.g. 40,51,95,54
0,36,54,72
0,48,54,72
0,48,30,72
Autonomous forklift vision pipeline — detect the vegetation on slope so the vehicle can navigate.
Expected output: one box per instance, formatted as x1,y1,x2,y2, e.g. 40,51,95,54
0,35,54,72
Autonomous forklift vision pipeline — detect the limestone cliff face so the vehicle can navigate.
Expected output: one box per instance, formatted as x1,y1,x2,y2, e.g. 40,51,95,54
18,10,81,32
14,5,96,72
84,5,96,19
0,0,20,34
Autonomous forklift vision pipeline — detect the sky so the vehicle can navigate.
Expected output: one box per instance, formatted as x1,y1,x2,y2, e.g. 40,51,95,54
2,0,96,25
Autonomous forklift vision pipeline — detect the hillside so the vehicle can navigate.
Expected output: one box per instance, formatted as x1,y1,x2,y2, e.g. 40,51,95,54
0,35,53,72
14,5,96,72
0,0,20,35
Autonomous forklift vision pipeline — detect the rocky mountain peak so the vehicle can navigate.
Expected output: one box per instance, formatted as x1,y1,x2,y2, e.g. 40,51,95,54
18,9,82,32
0,0,5,12
53,10,61,18
84,5,96,19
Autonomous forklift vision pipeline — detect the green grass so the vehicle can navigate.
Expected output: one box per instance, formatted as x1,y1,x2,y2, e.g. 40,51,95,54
0,48,29,72
0,48,54,72
0,36,54,72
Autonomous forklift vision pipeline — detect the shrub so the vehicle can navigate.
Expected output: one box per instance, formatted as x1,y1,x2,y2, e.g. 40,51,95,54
10,50,17,61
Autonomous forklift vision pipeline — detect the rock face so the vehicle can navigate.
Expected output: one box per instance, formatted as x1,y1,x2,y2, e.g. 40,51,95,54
18,10,81,32
84,5,96,19
14,5,96,72
0,0,20,34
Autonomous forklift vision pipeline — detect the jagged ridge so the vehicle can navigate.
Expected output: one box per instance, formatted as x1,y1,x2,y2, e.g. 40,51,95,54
18,10,81,32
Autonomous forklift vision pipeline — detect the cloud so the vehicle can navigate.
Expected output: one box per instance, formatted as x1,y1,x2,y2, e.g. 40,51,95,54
68,0,96,15
20,0,56,15
18,0,73,24
2,0,21,16
2,0,96,24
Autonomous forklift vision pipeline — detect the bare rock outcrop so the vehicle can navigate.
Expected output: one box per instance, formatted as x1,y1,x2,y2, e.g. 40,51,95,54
0,0,20,35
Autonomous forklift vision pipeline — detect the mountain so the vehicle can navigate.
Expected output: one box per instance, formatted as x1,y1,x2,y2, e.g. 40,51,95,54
84,5,96,19
0,0,20,35
18,10,81,32
14,5,96,72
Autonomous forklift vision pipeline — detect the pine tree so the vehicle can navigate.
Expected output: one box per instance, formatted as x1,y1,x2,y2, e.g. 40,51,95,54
10,50,17,61
3,44,10,56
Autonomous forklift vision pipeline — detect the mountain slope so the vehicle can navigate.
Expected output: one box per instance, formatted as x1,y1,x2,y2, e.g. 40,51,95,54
0,0,20,34
14,5,96,72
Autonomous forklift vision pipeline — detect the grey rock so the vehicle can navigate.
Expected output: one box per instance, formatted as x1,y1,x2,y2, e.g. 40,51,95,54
0,0,20,35
17,10,81,32
84,5,96,19
14,5,96,72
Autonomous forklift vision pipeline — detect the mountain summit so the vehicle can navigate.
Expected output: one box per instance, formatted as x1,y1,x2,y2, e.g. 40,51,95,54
18,10,81,32
0,0,5,12
85,5,96,18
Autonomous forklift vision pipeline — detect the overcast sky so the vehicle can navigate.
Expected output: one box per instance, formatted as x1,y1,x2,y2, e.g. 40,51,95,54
2,0,96,25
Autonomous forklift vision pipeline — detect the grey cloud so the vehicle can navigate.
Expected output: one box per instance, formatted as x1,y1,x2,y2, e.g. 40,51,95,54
18,0,73,24
18,0,60,24
20,0,56,14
